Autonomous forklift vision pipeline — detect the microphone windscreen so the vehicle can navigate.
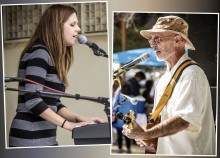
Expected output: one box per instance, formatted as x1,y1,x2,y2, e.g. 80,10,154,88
78,35,87,44
121,93,138,105
141,53,150,62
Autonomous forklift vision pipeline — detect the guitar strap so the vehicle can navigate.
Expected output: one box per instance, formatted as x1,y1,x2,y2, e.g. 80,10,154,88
149,59,198,123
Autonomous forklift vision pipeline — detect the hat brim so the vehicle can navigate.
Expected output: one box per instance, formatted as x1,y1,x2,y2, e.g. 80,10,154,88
140,29,195,50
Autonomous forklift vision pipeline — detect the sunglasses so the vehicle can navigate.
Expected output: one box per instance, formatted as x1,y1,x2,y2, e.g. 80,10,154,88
147,35,175,44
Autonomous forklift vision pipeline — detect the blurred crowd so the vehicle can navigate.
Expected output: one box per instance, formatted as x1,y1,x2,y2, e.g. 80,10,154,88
112,71,160,154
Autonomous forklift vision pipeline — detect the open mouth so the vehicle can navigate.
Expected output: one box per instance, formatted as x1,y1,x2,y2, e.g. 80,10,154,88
155,51,161,54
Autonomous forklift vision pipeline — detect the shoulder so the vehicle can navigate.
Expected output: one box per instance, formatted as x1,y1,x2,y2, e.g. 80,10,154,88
179,63,210,89
22,45,52,65
28,45,50,59
178,56,206,77
182,62,206,78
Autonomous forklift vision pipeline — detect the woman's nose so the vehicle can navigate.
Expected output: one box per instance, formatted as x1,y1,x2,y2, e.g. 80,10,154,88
76,25,81,33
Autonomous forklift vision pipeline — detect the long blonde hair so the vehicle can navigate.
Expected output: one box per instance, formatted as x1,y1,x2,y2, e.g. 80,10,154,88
20,4,77,86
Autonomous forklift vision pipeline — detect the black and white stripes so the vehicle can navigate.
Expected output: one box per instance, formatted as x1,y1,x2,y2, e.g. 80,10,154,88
9,45,66,147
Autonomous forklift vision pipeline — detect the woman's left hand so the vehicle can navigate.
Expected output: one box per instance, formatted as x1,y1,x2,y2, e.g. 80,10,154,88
88,117,107,124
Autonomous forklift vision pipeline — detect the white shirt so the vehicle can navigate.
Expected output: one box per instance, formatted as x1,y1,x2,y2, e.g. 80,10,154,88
154,54,216,155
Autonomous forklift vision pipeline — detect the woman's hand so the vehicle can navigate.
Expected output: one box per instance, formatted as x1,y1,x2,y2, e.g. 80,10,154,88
78,116,107,124
64,121,91,131
88,117,107,124
63,117,107,131
57,108,107,124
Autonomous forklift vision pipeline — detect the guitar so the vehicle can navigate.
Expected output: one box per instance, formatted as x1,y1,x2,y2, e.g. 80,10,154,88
118,111,160,154
143,114,161,154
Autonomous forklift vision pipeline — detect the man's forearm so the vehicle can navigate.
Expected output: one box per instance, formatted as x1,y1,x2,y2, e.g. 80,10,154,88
143,115,189,140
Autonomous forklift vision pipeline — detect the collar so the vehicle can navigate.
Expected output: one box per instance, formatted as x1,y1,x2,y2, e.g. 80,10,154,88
166,53,191,75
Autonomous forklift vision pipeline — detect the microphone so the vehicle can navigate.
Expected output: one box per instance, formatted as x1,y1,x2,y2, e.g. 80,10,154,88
4,77,25,82
113,93,138,110
113,53,150,78
120,93,138,105
78,35,108,58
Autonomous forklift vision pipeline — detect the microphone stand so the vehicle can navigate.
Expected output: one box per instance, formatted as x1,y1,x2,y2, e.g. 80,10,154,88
113,68,130,80
112,60,136,79
5,86,110,123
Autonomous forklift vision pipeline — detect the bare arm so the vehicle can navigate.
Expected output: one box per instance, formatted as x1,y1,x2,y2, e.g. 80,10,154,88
123,114,189,140
57,107,107,123
144,114,189,140
40,108,87,131
57,107,89,122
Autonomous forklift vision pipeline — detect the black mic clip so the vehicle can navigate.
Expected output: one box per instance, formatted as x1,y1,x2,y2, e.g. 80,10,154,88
91,43,108,58
97,97,110,106
97,97,110,121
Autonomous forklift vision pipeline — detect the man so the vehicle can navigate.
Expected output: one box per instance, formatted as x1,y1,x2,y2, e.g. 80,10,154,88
128,71,146,96
122,15,216,155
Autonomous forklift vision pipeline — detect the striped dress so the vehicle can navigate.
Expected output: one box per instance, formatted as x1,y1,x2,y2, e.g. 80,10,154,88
9,45,66,147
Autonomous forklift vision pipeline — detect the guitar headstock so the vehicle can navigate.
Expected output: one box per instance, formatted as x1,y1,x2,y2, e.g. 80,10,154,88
116,110,135,130
126,110,135,130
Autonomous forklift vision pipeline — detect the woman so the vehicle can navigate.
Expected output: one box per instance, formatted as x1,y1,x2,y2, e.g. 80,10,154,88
9,4,106,147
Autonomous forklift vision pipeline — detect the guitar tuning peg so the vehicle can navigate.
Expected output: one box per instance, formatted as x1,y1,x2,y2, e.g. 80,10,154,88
115,112,132,125
116,112,124,120
124,117,132,125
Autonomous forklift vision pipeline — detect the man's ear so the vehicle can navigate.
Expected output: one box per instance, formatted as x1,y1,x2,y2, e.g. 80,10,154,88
174,35,185,46
174,35,182,43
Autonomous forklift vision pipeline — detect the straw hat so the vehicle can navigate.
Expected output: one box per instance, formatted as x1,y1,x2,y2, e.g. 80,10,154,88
140,15,195,50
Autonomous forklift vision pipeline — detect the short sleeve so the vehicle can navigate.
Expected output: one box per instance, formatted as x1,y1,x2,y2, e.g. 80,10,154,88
56,99,66,112
174,69,208,132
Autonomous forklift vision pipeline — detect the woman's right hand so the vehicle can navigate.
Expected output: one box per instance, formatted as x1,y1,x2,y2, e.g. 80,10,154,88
64,121,92,131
